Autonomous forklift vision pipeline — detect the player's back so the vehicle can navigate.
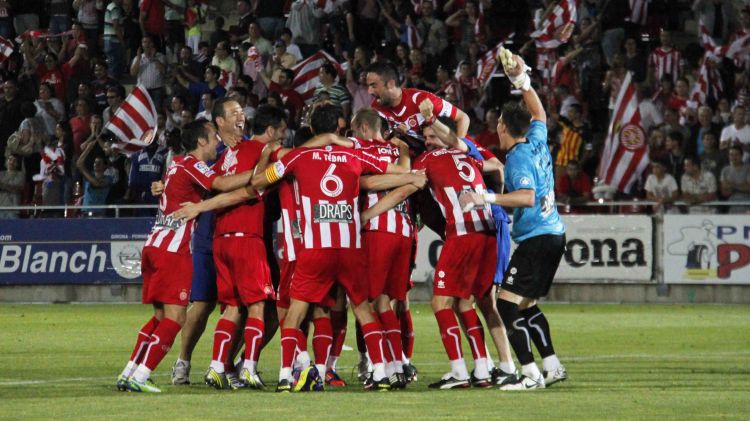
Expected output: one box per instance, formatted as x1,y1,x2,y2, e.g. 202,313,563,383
146,154,217,253
414,148,493,238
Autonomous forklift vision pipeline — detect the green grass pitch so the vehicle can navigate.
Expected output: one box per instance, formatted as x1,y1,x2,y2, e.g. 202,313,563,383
1,303,749,420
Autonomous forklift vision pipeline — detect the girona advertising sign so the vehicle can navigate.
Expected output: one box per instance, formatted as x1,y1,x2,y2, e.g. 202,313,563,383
0,219,152,284
663,215,750,284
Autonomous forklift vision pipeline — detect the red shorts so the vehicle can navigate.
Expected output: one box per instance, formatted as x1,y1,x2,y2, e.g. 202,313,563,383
291,248,368,306
433,232,497,300
277,258,296,309
214,235,275,307
141,246,192,306
363,231,413,301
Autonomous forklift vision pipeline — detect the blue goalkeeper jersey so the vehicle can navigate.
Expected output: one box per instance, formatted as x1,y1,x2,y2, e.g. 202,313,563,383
504,120,565,242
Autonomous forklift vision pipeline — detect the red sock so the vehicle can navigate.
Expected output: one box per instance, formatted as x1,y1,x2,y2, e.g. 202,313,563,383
330,310,347,358
460,310,488,360
435,309,463,361
312,317,333,367
243,317,265,364
400,309,414,359
142,317,181,370
361,321,385,365
212,318,237,369
129,317,159,363
280,328,299,369
355,321,366,353
379,310,404,364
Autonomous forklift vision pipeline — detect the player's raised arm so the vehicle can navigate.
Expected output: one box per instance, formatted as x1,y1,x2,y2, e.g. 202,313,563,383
454,107,471,139
499,47,546,124
419,99,461,148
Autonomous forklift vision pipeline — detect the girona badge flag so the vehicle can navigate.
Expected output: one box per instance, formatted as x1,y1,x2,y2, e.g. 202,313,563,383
597,72,649,193
104,84,159,156
291,50,343,103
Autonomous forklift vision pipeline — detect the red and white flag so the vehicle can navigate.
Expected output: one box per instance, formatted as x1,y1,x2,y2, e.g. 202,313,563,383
0,36,13,62
688,53,723,109
531,0,577,50
104,84,159,156
218,70,236,90
698,19,750,61
291,50,343,103
405,22,422,49
597,72,649,193
627,0,648,26
475,34,515,89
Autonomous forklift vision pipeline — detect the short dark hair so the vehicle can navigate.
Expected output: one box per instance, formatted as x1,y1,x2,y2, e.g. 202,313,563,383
321,63,337,78
499,101,531,138
253,105,287,134
291,126,314,148
684,154,700,166
107,84,126,99
207,65,222,78
729,144,743,154
280,68,294,81
351,108,382,132
365,61,398,83
667,130,683,144
212,96,237,123
181,118,212,152
310,103,343,135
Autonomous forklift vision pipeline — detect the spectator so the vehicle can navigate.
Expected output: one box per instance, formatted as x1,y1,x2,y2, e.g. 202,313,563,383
346,67,371,115
416,0,449,61
700,132,726,182
666,131,687,184
104,0,127,79
624,37,647,83
195,92,215,121
445,0,481,63
603,52,626,116
260,68,304,127
719,105,750,162
139,0,166,51
720,146,750,213
236,1,253,37
91,61,119,114
166,95,187,132
13,0,42,35
245,22,273,60
690,105,721,156
209,15,231,49
692,0,734,44
473,108,500,154
103,85,126,125
648,29,682,85
555,103,591,174
287,0,323,57
312,63,351,118
0,1,12,39
0,155,24,218
211,41,239,75
184,0,207,54
125,135,166,216
176,65,226,112
76,138,113,217
69,99,93,158
279,28,303,61
556,159,593,213
163,0,186,51
266,40,298,81
255,0,286,40
680,155,718,214
130,35,167,108
0,80,25,169
32,133,65,214
48,0,72,35
18,101,47,182
645,158,680,213
454,60,479,113
661,108,690,145
34,83,66,138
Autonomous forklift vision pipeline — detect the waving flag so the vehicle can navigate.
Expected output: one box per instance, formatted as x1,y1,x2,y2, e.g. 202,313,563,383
627,0,649,26
218,70,236,90
687,53,723,109
291,50,343,103
475,34,515,89
0,36,13,62
104,84,159,156
531,0,577,50
597,72,649,193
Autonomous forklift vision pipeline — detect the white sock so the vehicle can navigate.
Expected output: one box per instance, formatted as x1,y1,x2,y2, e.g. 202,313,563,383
402,353,410,365
175,358,189,366
209,360,225,373
372,362,387,382
499,360,516,374
542,355,561,372
315,363,327,380
132,364,152,383
474,357,490,380
296,351,311,370
394,361,404,374
486,357,496,373
385,361,395,377
243,359,256,374
279,367,291,382
326,355,338,371
450,359,469,380
521,362,542,380
121,361,137,378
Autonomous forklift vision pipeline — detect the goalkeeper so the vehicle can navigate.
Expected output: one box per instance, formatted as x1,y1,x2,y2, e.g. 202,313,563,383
459,48,568,391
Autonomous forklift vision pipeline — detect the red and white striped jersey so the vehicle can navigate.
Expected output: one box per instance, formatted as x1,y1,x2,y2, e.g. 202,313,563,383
413,148,494,238
278,177,303,261
356,138,413,238
648,47,682,82
371,88,458,143
211,139,265,238
145,154,217,254
274,145,389,249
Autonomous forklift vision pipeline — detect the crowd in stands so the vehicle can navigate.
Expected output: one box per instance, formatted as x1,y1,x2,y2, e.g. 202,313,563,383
0,0,749,219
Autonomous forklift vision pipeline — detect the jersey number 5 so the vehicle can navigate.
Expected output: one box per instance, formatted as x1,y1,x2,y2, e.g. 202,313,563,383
452,154,476,183
321,164,344,197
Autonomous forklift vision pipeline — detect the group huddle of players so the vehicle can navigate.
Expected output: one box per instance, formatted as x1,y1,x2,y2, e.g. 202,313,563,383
114,49,569,393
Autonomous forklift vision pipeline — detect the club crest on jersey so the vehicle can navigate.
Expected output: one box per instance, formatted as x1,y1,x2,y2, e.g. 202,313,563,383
313,203,353,223
194,161,214,176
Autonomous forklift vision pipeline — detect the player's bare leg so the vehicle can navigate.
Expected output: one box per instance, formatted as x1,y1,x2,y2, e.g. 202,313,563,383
477,289,517,385
126,303,187,393
171,300,216,384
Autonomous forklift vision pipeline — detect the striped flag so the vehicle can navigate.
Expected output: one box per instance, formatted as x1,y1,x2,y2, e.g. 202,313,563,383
0,36,13,62
104,84,159,156
627,0,648,26
404,22,422,49
218,70,236,90
530,0,577,50
597,72,649,193
698,19,750,61
475,34,515,89
687,53,723,109
291,50,343,103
